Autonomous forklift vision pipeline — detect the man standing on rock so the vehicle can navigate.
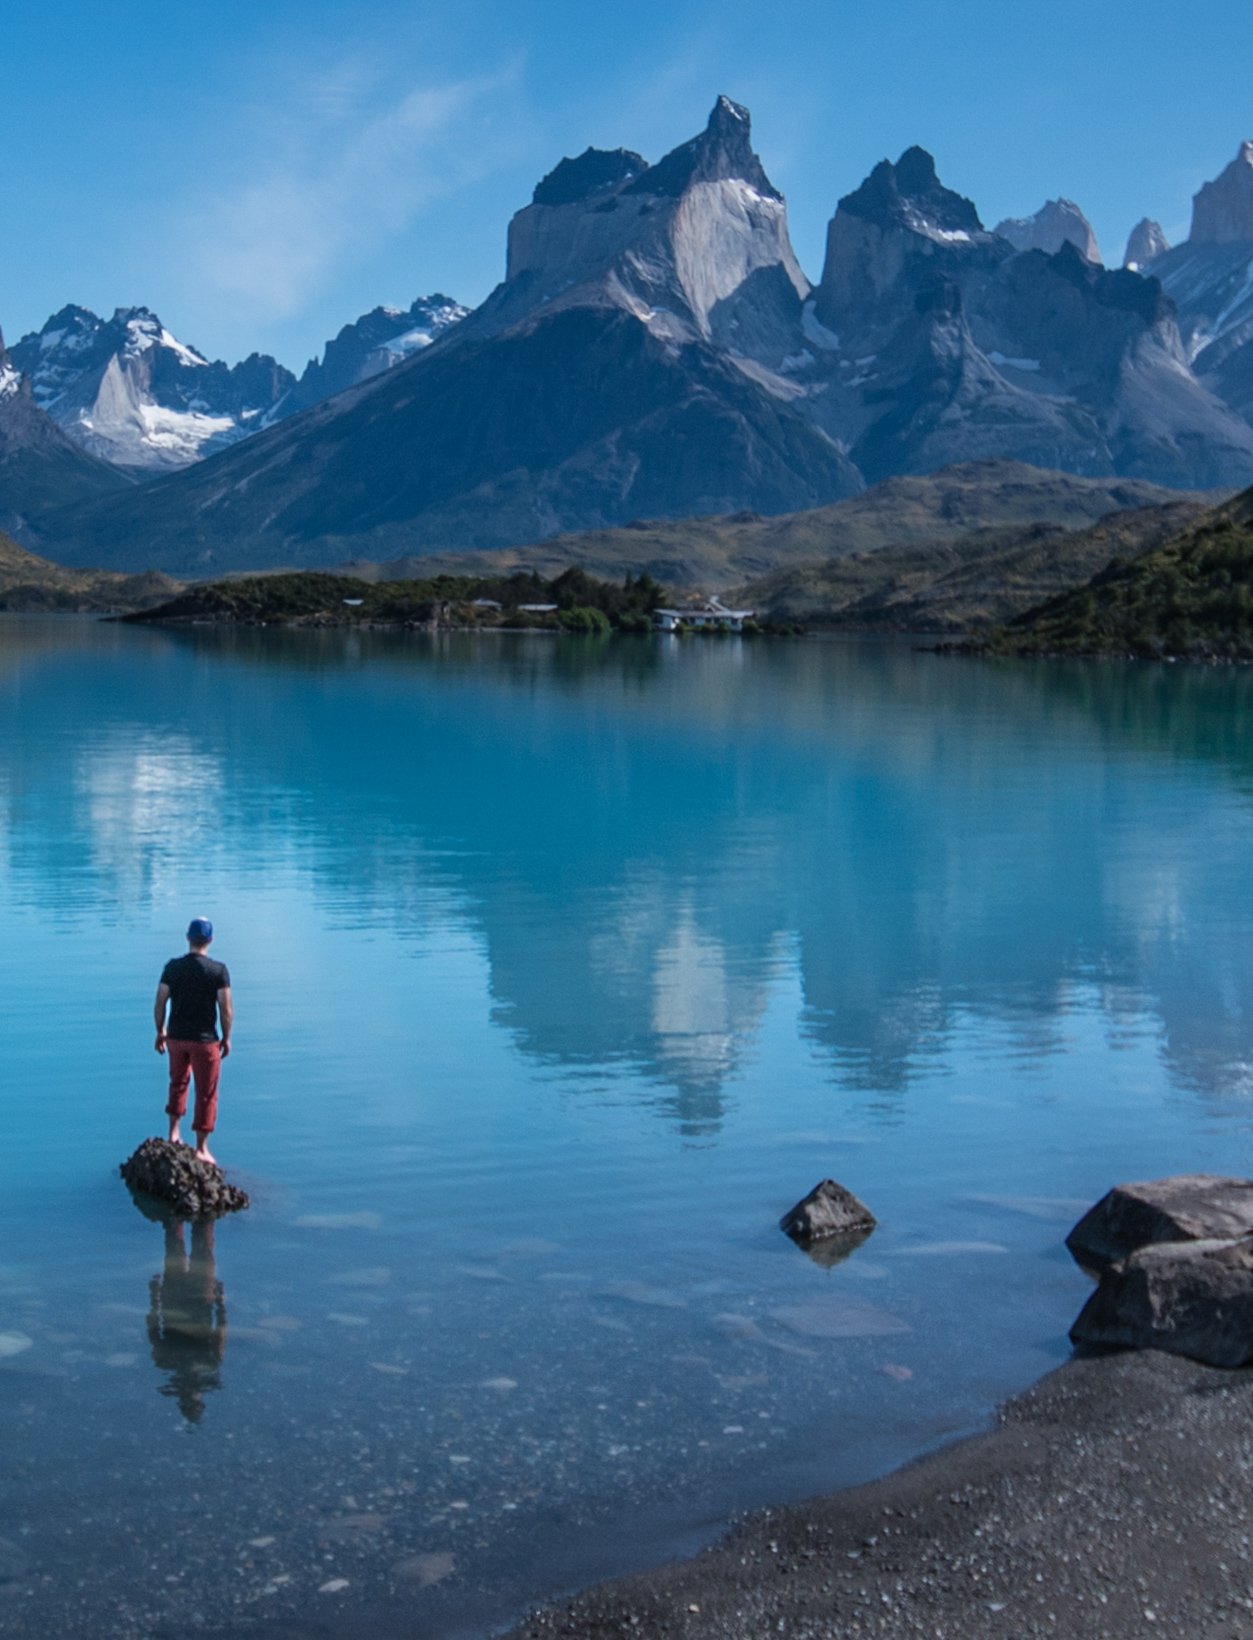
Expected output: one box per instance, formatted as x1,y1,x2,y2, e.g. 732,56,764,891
154,918,233,1164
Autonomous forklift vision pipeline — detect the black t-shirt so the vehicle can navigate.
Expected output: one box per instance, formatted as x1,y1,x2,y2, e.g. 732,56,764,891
161,953,231,1043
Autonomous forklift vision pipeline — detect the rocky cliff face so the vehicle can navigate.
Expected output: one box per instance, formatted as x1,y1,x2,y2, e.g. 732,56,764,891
1189,141,1253,244
1150,144,1253,423
487,95,811,368
9,307,294,473
1124,219,1170,270
994,199,1101,263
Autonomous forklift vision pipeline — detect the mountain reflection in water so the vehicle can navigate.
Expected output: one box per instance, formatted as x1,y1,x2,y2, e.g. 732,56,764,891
4,618,1253,1640
5,622,1253,1125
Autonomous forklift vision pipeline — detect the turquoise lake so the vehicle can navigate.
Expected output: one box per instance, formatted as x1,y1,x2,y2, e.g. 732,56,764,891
2,616,1253,1638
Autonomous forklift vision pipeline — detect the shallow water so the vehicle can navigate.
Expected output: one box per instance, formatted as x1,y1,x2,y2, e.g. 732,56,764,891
2,618,1252,1636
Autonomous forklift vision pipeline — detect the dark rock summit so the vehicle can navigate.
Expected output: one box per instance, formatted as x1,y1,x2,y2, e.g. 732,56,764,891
837,145,984,237
533,147,647,206
120,1137,249,1218
624,95,781,201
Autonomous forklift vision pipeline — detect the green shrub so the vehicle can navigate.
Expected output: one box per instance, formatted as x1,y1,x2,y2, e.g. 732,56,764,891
557,606,612,635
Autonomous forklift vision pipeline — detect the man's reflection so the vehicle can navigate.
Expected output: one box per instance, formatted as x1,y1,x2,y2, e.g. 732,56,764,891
145,1216,228,1423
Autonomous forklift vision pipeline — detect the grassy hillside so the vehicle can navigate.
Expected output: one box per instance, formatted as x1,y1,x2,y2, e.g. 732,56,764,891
338,462,1205,594
734,501,1209,631
983,488,1253,659
0,527,178,612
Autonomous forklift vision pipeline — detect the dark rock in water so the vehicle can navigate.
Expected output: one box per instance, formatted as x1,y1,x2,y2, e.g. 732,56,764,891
120,1137,249,1218
1070,1236,1253,1367
1066,1175,1253,1273
780,1180,876,1248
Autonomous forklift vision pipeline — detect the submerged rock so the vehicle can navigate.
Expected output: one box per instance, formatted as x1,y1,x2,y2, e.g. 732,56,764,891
1071,1237,1253,1367
1066,1175,1253,1273
120,1137,249,1218
780,1179,876,1250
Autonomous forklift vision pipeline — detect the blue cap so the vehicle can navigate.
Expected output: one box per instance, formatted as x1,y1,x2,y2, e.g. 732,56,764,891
187,917,214,943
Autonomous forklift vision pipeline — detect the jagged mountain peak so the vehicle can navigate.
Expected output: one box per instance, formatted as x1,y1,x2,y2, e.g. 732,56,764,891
9,302,294,472
838,147,984,240
1124,218,1170,269
995,199,1101,264
624,93,781,202
499,96,805,352
533,148,647,207
1190,140,1253,244
275,293,468,419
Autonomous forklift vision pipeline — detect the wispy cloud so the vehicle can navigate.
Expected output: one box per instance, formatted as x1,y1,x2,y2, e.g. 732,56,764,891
170,57,524,330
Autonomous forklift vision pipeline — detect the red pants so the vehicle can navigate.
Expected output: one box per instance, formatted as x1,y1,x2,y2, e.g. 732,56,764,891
166,1041,222,1136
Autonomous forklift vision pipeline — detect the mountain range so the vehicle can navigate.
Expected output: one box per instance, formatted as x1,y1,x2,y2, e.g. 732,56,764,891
7,101,1253,575
6,295,467,477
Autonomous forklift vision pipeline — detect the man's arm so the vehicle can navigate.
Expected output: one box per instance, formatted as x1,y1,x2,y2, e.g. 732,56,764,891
218,987,234,1057
153,983,170,1054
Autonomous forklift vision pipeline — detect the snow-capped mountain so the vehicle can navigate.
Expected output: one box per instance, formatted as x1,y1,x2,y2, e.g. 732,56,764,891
9,307,294,474
275,295,467,420
31,102,1253,576
46,98,861,572
994,199,1101,263
1134,142,1253,422
0,325,132,543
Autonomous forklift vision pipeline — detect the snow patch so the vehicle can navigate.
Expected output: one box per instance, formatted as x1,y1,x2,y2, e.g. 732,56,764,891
988,350,1041,372
801,300,840,352
0,362,20,402
159,328,209,368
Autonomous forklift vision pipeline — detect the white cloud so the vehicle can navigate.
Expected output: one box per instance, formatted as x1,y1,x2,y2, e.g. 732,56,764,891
171,59,523,328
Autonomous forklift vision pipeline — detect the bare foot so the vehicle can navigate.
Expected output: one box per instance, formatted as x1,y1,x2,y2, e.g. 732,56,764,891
194,1141,217,1166
168,1124,182,1145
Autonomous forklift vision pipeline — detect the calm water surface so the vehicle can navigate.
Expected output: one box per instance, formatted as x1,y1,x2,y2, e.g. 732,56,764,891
2,618,1253,1637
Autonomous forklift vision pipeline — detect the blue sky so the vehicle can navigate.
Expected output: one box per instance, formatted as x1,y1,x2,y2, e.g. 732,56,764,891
2,0,1251,371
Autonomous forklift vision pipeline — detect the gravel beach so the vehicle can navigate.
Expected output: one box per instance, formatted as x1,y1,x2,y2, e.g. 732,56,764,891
504,1350,1253,1640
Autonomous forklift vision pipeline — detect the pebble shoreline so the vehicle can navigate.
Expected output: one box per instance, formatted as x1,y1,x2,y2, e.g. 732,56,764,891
502,1350,1253,1640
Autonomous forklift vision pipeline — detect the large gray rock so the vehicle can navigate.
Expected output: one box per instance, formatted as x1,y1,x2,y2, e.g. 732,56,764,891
120,1137,249,1218
1066,1175,1253,1272
1070,1237,1253,1367
780,1179,876,1249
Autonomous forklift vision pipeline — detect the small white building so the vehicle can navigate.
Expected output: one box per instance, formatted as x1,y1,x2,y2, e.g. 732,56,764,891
654,597,756,633
518,603,559,614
